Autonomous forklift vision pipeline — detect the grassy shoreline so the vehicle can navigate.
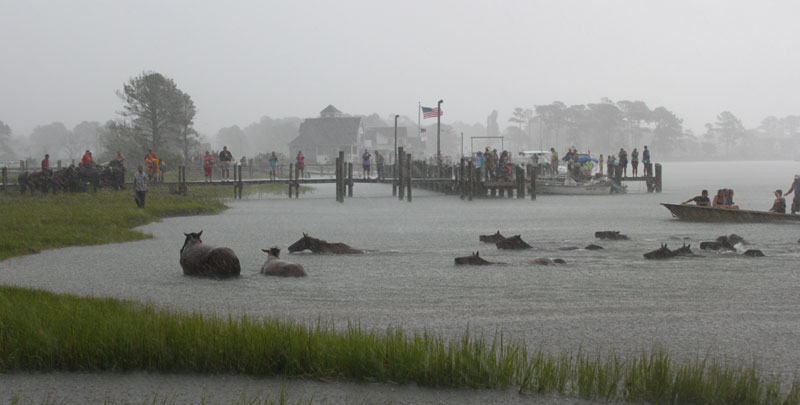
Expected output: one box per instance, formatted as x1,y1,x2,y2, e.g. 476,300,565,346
0,183,307,261
0,190,227,261
0,286,797,404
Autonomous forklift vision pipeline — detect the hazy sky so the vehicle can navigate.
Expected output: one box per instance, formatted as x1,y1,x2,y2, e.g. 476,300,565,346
2,0,799,138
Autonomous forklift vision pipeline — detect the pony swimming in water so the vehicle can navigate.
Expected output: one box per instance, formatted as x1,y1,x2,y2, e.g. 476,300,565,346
287,233,365,254
179,231,241,278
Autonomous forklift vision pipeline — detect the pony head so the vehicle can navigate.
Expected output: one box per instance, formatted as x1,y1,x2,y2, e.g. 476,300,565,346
262,246,281,258
287,233,312,253
181,231,203,254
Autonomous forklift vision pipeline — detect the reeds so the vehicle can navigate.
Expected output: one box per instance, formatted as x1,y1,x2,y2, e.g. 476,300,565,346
0,286,796,404
0,191,225,260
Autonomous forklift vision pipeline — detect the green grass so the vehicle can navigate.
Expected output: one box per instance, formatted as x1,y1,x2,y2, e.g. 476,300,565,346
0,190,226,260
0,286,796,404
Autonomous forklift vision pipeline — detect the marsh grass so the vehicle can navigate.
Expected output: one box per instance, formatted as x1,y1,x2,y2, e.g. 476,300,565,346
0,191,225,260
0,286,796,404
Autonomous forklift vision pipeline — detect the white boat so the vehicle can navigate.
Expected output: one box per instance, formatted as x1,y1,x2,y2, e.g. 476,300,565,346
535,176,615,195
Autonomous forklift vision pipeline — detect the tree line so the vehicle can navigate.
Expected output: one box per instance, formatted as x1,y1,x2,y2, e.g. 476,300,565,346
2,71,799,166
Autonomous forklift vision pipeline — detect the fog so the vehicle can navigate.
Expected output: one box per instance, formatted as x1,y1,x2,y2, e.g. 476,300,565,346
2,0,800,162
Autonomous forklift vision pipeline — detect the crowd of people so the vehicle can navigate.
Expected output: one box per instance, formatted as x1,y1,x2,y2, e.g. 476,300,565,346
473,147,514,180
681,175,800,214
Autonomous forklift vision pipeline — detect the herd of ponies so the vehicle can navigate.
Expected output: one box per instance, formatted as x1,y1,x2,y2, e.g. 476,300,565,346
180,230,768,279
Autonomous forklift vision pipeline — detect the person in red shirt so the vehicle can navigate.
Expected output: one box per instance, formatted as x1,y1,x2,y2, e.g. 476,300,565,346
80,150,94,170
41,154,52,176
202,151,215,183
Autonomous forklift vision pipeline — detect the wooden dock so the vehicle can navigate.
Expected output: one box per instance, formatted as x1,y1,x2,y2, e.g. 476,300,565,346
3,157,662,202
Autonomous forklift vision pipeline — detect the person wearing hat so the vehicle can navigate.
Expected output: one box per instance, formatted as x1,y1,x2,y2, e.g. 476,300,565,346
784,175,800,214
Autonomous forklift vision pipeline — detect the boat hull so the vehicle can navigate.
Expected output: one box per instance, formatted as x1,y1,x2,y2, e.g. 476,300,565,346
661,203,800,223
536,181,612,195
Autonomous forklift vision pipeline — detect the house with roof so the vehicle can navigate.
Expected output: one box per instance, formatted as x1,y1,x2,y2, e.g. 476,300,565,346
289,105,429,164
288,105,364,164
363,126,427,163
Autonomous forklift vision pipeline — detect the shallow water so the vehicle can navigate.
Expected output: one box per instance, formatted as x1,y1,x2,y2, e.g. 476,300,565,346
1,160,799,402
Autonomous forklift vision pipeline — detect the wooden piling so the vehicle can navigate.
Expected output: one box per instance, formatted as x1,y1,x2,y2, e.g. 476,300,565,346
614,165,623,192
288,163,294,197
398,147,405,200
57,160,62,170
530,167,537,200
459,158,466,200
517,167,525,199
406,154,412,202
468,161,474,201
335,157,342,202
347,162,353,197
239,165,244,199
655,163,662,193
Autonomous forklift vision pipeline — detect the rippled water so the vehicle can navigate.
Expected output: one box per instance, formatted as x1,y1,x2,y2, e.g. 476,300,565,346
2,160,799,403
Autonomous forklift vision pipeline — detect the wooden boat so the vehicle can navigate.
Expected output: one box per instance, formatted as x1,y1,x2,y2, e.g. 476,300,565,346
661,203,800,223
535,177,613,195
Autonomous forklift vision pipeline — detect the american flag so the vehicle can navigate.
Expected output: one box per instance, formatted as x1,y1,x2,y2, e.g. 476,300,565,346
422,106,442,119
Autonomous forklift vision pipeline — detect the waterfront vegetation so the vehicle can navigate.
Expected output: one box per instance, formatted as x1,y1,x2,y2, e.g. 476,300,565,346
0,190,225,261
0,183,310,261
0,286,797,404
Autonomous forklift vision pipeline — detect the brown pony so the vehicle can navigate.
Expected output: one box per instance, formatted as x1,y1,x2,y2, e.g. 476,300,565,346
454,251,505,265
180,231,241,278
287,233,365,254
479,231,506,243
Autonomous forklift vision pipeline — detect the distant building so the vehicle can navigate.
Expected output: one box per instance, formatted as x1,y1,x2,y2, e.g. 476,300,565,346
363,126,426,163
288,105,428,164
288,105,364,164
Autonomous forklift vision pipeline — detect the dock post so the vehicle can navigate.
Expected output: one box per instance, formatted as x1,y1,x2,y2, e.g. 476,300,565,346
57,160,62,170
239,165,244,199
347,162,353,197
294,163,300,198
288,163,294,197
459,158,466,200
655,163,662,193
530,168,537,200
406,154,412,202
397,148,405,200
517,167,524,199
468,161,474,201
614,165,623,193
335,156,342,202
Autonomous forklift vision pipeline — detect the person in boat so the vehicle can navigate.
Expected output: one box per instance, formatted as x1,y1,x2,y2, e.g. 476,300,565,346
725,189,739,210
682,189,710,207
712,189,727,208
769,189,786,213
784,175,800,214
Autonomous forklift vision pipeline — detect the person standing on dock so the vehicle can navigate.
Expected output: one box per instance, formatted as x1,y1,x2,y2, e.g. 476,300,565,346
784,175,800,214
618,148,628,177
375,151,385,180
362,149,371,179
631,148,639,177
598,154,603,176
269,152,278,180
296,150,305,179
550,148,558,176
202,150,215,183
219,146,233,182
642,146,651,177
41,154,52,176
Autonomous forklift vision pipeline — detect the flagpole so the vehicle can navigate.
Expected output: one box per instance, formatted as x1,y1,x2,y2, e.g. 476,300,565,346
417,101,421,140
